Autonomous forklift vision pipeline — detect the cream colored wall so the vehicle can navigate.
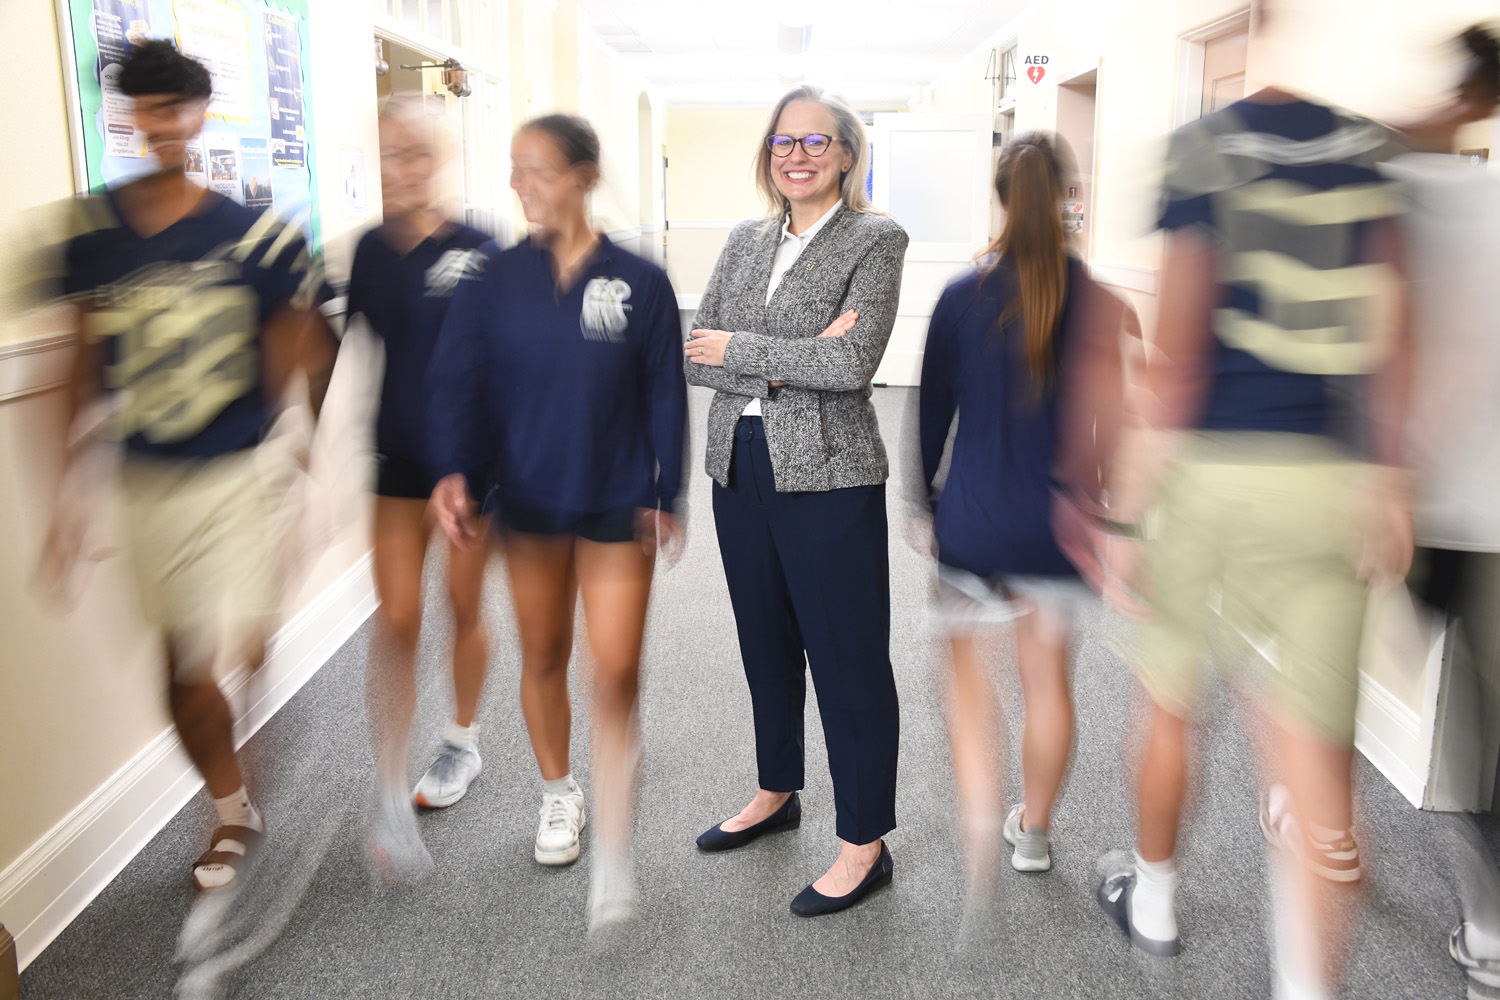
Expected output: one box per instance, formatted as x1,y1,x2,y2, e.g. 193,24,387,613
662,106,768,296
0,4,80,347
504,0,659,242
577,34,648,235
0,0,379,896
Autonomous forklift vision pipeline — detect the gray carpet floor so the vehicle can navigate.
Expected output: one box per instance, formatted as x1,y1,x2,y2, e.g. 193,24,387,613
21,387,1492,999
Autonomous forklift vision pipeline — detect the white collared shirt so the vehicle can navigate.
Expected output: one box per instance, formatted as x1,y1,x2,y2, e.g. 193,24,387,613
742,201,842,417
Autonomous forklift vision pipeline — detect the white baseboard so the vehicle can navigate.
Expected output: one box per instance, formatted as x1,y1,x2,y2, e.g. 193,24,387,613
1354,670,1427,808
0,554,375,972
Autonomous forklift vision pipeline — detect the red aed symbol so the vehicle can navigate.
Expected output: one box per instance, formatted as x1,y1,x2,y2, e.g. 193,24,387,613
1027,64,1045,84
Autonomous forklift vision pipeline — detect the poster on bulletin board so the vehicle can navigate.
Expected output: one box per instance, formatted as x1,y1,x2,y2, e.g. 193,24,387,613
59,0,321,250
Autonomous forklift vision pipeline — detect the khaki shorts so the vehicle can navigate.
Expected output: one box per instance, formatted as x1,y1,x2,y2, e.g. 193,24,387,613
120,449,282,682
1134,433,1372,745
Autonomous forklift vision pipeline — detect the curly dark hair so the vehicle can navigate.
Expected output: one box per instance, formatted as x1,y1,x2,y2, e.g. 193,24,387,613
117,39,212,101
1459,24,1500,105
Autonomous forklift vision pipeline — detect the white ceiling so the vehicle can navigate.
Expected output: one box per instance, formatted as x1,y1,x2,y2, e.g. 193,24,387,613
574,0,1033,107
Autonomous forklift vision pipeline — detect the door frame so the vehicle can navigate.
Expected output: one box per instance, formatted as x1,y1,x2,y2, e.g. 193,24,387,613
1173,9,1252,129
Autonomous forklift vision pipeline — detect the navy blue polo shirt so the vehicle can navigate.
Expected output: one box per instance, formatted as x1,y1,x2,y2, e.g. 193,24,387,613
919,257,1087,578
426,234,687,515
346,222,490,462
63,191,326,458
1158,96,1403,439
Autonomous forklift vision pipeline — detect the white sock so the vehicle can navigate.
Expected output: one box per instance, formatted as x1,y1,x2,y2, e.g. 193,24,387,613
445,720,478,751
1130,852,1178,942
211,787,264,832
543,773,580,798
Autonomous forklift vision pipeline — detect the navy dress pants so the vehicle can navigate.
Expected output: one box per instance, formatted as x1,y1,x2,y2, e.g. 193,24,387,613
711,416,899,845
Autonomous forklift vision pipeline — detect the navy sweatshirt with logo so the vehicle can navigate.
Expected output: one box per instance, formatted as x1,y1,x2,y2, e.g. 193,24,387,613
426,234,687,515
346,222,490,464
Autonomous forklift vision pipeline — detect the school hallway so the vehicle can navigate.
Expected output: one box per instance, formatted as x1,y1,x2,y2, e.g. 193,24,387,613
18,387,1479,1000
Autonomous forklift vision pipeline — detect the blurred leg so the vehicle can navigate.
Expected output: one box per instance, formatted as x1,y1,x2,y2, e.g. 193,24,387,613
575,538,654,865
1263,719,1358,995
169,659,243,800
1137,704,1191,864
505,533,578,781
365,497,429,795
946,634,1004,885
446,527,490,729
1014,610,1074,832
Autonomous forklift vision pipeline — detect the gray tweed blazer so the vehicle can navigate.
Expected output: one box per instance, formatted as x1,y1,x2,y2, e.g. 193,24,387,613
685,206,909,493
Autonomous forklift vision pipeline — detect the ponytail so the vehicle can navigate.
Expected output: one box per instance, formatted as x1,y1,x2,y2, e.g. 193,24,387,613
981,132,1070,387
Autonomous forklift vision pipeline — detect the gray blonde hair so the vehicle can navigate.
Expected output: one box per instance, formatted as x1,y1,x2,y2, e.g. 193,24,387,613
753,85,875,223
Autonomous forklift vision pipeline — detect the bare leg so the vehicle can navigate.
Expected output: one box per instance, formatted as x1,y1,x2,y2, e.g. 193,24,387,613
720,790,794,832
1137,704,1191,864
504,533,578,781
169,666,243,800
1014,610,1074,832
575,537,654,923
446,527,490,729
812,839,885,897
1262,718,1359,994
575,539,653,859
365,497,429,796
945,634,1004,885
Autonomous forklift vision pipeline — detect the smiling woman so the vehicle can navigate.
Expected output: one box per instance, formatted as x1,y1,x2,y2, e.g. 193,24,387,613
683,84,909,918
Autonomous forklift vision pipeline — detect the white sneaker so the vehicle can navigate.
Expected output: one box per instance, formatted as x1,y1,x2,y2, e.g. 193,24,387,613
1002,803,1052,872
413,742,482,809
535,789,587,866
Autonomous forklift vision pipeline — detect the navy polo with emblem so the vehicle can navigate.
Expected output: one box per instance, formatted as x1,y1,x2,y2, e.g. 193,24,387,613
62,191,326,459
426,234,687,516
346,222,490,464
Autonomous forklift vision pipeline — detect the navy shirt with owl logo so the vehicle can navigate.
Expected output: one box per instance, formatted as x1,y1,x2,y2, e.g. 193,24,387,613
63,191,326,459
346,222,490,463
425,234,687,515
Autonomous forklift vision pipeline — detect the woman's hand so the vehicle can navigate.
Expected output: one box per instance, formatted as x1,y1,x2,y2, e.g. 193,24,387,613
635,508,685,565
819,309,858,338
686,329,733,367
431,474,480,549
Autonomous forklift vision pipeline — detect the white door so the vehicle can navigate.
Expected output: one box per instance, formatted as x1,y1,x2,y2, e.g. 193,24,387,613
870,113,994,386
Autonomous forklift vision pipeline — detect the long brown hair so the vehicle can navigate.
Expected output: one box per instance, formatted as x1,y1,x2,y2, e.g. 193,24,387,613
982,132,1071,386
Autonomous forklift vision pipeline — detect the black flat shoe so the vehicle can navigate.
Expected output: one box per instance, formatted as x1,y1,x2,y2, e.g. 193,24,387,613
696,793,801,852
789,841,892,917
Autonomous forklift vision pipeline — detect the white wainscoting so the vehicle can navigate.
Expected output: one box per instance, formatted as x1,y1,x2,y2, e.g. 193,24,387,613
0,555,376,971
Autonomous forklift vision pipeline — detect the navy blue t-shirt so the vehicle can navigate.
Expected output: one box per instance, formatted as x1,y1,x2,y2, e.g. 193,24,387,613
63,191,325,458
918,257,1091,578
346,223,489,462
1158,96,1403,439
426,235,687,515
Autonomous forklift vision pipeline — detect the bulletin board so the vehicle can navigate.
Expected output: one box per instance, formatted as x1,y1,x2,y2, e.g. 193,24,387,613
56,0,322,249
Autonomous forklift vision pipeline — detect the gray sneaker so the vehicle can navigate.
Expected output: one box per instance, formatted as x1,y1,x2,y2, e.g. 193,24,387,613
413,742,482,809
1002,803,1052,872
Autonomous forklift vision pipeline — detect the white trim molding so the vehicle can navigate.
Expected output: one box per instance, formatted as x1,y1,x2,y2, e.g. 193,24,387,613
0,555,376,971
1089,261,1159,296
1355,673,1429,808
0,335,75,404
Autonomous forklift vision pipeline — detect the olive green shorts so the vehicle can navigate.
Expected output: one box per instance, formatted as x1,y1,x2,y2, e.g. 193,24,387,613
1134,433,1372,745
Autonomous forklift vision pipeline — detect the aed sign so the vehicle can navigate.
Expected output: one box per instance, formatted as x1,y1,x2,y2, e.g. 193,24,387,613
1023,54,1050,84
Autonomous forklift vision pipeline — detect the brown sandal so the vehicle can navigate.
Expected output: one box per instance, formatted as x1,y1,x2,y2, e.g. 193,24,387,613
192,825,263,892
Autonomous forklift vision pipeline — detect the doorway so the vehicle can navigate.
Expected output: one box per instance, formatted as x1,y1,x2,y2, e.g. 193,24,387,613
1175,11,1252,128
1055,68,1097,259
